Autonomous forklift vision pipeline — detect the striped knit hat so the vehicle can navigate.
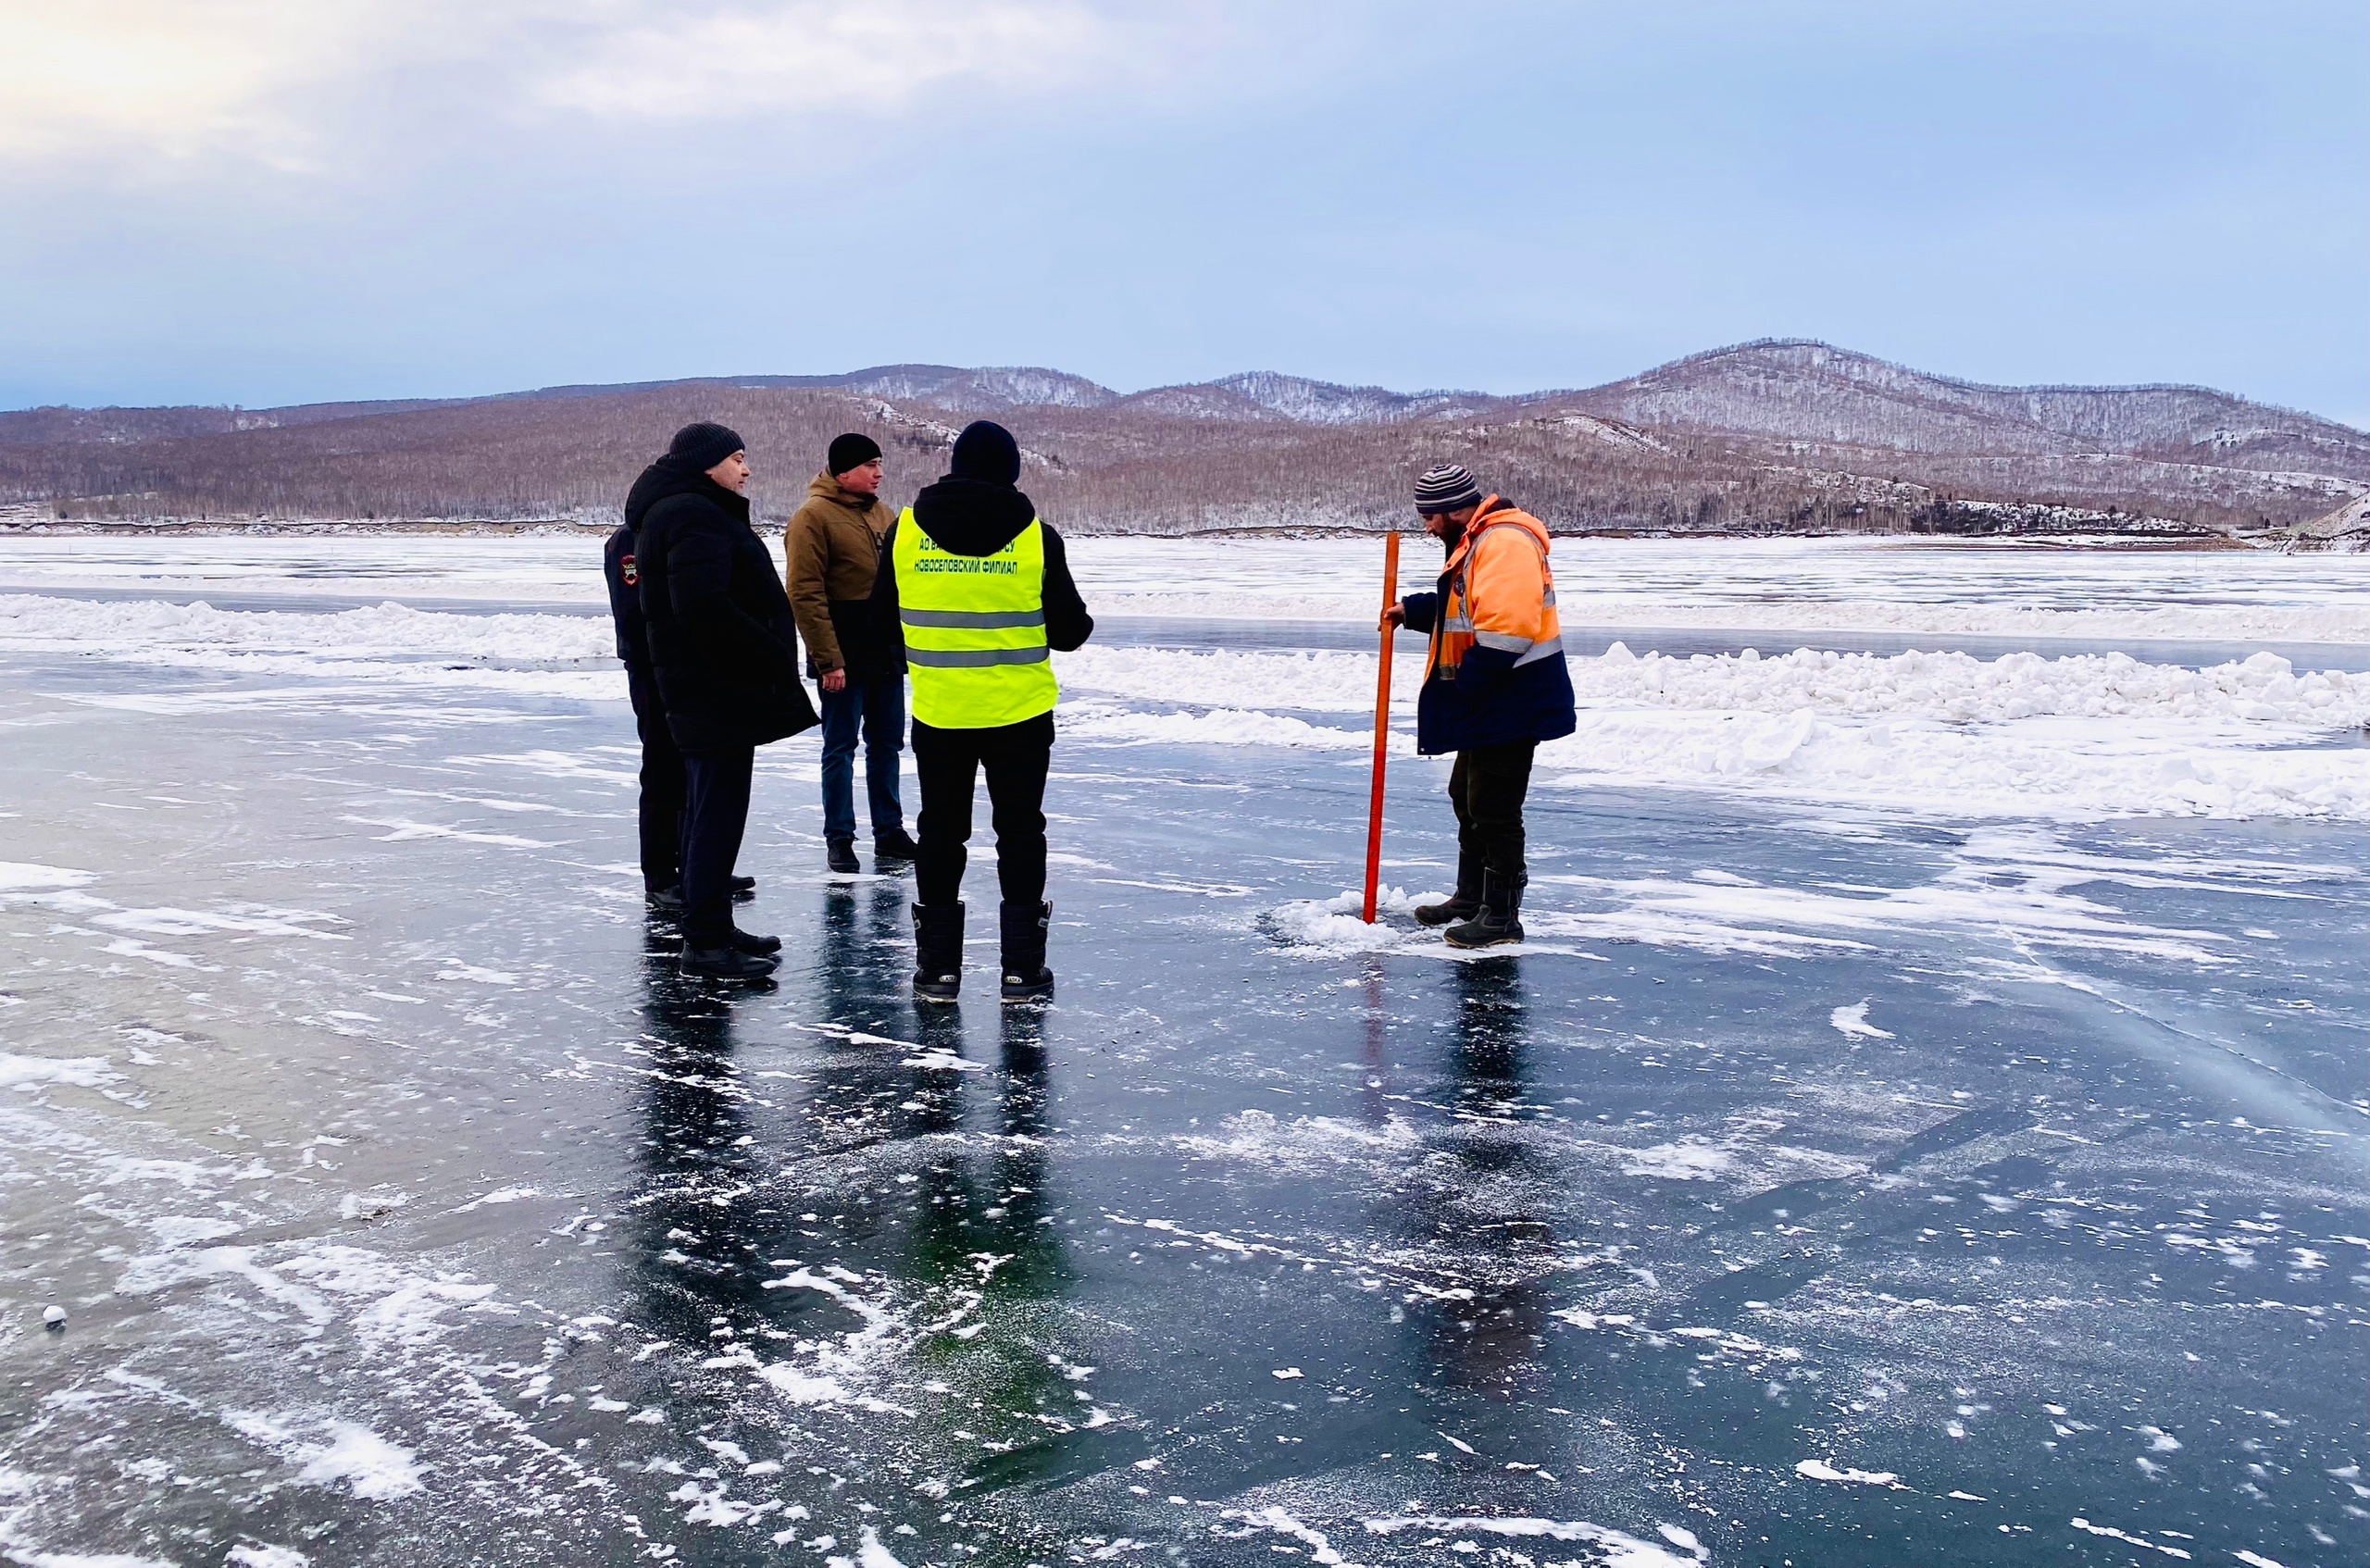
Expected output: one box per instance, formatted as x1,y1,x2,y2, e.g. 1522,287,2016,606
1413,463,1483,515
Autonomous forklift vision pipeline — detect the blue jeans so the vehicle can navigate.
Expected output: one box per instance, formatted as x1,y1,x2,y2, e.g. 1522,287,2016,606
818,671,907,841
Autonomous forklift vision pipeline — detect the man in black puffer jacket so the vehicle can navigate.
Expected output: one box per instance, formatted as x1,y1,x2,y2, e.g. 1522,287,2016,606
632,421,819,978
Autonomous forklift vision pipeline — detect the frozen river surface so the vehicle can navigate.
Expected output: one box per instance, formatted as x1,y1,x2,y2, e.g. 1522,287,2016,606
1,541,2365,1568
11,531,2370,644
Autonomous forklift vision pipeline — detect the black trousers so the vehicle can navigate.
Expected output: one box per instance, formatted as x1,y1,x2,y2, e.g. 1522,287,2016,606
679,746,754,946
1448,739,1538,883
913,714,1052,910
629,667,686,894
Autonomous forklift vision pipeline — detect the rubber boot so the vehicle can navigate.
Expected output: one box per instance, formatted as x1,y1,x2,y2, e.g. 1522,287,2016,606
873,827,919,862
999,901,1054,1004
912,902,964,1002
1415,852,1481,927
1443,869,1525,949
827,838,860,875
681,941,780,979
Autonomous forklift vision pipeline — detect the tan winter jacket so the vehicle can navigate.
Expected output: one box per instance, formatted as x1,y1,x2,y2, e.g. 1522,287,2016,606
783,471,892,675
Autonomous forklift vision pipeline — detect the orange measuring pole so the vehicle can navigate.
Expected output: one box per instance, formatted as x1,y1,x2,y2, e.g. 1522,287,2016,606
1362,530,1402,923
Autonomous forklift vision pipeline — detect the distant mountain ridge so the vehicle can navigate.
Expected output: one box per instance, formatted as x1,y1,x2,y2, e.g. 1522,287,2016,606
1578,341,2367,475
4,341,2362,538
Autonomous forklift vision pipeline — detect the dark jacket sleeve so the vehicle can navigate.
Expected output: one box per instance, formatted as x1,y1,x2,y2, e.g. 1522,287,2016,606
666,510,797,684
1041,525,1093,653
867,518,904,667
603,529,642,666
1400,591,1439,637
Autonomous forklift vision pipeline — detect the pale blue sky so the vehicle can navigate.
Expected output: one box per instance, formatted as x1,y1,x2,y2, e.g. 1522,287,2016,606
3,0,2363,423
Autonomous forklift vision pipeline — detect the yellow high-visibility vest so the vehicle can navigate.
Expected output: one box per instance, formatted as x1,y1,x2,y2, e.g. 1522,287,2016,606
893,508,1058,728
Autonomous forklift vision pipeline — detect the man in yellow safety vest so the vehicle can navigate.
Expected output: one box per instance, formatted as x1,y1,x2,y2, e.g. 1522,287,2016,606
867,420,1094,1002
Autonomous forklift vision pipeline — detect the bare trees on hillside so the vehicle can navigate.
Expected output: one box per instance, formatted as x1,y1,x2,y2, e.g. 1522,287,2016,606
1,379,2344,536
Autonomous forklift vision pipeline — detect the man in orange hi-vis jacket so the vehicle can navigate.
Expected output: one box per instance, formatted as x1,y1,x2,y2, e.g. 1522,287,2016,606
1385,464,1578,948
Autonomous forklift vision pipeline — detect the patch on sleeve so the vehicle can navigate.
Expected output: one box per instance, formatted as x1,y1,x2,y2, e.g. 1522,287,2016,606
620,553,638,586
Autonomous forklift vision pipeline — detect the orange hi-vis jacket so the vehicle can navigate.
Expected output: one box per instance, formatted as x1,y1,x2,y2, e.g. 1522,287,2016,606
1424,497,1564,682
1401,496,1578,755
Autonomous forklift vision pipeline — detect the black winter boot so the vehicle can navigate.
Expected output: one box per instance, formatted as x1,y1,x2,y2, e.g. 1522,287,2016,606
731,927,781,955
912,902,965,1002
1415,852,1482,927
827,838,860,875
1443,870,1526,949
730,875,756,898
873,827,919,862
681,942,780,979
647,884,685,916
998,901,1054,1004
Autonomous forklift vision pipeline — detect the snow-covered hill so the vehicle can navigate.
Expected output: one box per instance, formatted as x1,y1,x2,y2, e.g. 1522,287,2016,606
1567,340,2370,480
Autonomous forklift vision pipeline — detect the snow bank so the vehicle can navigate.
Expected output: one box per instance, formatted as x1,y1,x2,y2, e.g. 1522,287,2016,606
1537,704,2370,822
1578,643,2370,726
1553,596,2370,647
1061,643,2370,822
1059,646,1384,712
0,594,609,661
10,581,2367,822
1061,700,1375,752
1089,589,2370,644
1058,642,2370,728
1069,534,2370,645
0,593,617,700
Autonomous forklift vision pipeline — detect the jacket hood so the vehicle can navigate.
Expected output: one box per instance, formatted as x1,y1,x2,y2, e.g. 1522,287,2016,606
909,475,1037,556
626,461,749,530
1444,495,1543,563
806,470,881,512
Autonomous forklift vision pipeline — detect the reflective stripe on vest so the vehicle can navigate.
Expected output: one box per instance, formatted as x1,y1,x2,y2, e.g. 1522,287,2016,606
894,509,1058,728
1512,635,1565,667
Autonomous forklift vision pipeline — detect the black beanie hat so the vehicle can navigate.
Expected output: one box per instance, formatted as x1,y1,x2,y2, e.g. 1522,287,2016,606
949,420,1022,487
666,421,746,474
827,432,882,477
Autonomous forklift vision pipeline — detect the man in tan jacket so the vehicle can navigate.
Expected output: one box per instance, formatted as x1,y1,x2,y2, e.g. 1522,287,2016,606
785,432,917,873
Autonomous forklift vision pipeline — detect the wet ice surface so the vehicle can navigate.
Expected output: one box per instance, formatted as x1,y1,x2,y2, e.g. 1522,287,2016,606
2,565,2366,1568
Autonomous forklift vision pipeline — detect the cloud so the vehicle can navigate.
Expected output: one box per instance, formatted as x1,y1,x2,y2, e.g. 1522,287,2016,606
534,1,1174,120
0,0,405,167
0,0,1229,171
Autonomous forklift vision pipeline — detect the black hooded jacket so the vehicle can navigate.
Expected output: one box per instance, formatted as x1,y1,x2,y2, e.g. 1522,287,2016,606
867,476,1093,670
629,460,818,753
